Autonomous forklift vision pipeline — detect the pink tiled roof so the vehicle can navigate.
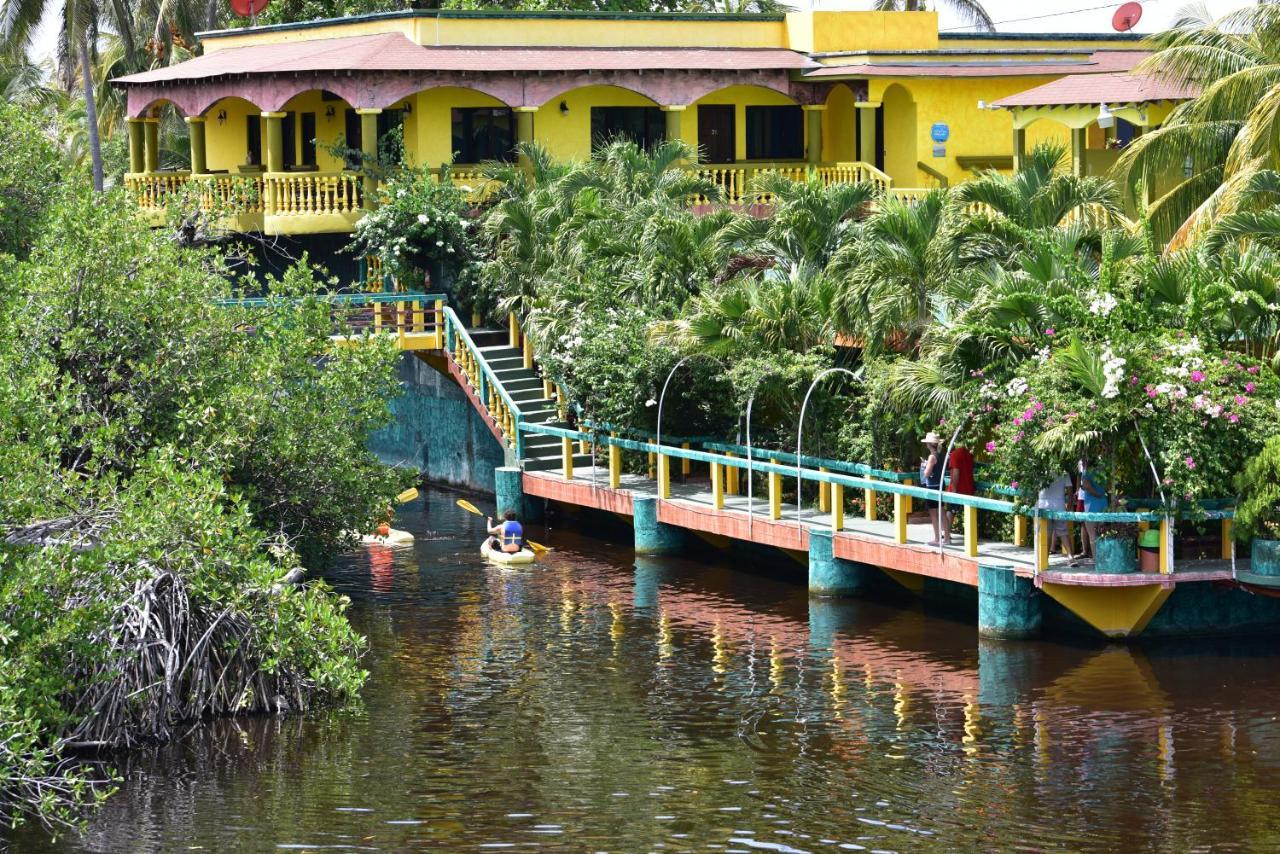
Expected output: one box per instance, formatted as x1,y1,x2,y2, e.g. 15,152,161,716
990,69,1197,107
805,49,1150,79
114,31,812,84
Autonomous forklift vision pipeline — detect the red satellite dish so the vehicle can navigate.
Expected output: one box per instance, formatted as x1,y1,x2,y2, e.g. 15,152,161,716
1113,1,1143,32
230,0,269,18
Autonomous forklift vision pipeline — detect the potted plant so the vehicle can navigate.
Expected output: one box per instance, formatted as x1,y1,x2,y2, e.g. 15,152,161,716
1234,437,1280,577
1094,520,1139,574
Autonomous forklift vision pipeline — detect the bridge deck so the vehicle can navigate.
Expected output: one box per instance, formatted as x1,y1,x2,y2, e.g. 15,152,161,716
524,466,1238,589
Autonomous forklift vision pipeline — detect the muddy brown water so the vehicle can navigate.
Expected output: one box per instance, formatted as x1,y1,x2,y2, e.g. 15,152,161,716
14,487,1280,851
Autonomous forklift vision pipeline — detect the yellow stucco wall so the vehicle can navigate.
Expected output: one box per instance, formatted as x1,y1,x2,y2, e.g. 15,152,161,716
868,76,1072,186
691,84,800,163
785,11,937,54
410,88,509,167
823,84,858,162
205,97,262,172
533,84,658,162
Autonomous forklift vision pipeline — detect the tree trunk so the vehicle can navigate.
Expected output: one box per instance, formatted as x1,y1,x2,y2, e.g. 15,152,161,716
80,33,105,193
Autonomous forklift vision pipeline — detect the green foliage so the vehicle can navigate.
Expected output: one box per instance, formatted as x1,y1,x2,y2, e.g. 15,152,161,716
347,167,477,290
0,102,64,258
1234,436,1280,541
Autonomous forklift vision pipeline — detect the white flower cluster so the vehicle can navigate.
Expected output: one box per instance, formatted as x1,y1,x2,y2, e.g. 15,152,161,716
1088,291,1118,316
1033,346,1051,364
1006,377,1029,397
1167,336,1201,357
1101,345,1126,399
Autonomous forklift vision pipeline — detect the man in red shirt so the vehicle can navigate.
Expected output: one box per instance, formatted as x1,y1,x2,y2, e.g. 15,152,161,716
945,445,976,538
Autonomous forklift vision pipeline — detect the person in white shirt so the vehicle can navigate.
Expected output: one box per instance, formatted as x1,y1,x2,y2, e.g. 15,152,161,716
1037,472,1076,560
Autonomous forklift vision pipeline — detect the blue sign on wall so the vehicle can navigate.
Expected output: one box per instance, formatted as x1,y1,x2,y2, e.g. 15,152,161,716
931,122,950,143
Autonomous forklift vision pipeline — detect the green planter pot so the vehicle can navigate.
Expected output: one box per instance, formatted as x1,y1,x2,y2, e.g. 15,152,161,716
1250,539,1280,577
1095,535,1138,574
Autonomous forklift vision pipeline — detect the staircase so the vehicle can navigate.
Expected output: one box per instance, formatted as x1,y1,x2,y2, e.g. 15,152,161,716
460,326,592,473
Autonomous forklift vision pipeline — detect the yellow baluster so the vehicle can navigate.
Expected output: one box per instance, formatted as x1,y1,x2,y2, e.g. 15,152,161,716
964,505,979,558
819,467,830,513
725,451,739,496
894,492,908,544
768,472,782,520
1036,517,1050,571
1013,515,1027,547
1222,519,1234,560
864,480,877,522
832,482,844,532
608,434,622,489
658,453,671,500
562,437,575,480
681,442,691,477
711,460,724,510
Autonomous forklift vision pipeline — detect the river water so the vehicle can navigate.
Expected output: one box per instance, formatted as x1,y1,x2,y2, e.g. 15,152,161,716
18,488,1280,851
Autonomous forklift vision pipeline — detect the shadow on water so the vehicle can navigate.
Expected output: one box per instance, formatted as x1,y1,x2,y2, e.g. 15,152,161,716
13,486,1280,851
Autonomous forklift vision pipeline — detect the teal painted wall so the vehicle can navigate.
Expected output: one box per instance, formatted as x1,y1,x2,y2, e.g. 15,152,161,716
368,353,507,494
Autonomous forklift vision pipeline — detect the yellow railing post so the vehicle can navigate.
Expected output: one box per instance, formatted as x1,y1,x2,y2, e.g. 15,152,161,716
432,299,443,348
893,492,908,544
523,334,534,371
1222,519,1234,560
608,433,621,489
647,452,656,480
1036,517,1050,571
768,472,782,520
1159,517,1171,574
711,460,724,509
508,313,520,349
864,478,877,522
964,505,979,558
819,467,830,513
725,451,739,495
903,478,914,514
681,442,691,477
1013,515,1027,547
658,453,672,499
832,483,844,532
544,378,555,399
562,437,575,480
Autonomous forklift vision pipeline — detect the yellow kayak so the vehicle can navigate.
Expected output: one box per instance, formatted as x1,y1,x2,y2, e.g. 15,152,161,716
481,540,537,565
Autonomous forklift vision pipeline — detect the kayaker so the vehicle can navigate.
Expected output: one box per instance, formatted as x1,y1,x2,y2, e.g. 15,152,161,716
485,509,524,554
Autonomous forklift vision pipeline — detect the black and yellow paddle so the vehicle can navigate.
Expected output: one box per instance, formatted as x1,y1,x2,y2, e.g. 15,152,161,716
456,499,550,555
396,487,420,504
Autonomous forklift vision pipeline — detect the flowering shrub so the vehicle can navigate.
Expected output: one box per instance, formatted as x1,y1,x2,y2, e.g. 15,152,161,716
347,167,476,289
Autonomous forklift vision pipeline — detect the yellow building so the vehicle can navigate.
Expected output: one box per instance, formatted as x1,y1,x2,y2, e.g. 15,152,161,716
114,9,1185,247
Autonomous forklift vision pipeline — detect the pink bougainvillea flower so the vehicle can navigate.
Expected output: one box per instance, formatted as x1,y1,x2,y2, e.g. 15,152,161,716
1013,416,1024,427
1185,457,1196,469
1246,382,1257,393
1013,431,1025,443
1235,395,1248,406
1034,400,1044,412
1190,370,1206,383
1045,328,1055,336
985,441,997,452
1010,481,1019,490
1163,477,1173,485
1228,413,1240,424
1145,385,1158,398
1248,365,1260,375
1236,363,1245,371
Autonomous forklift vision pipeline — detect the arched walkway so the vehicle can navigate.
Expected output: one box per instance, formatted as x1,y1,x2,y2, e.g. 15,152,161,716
534,84,661,161
881,83,917,187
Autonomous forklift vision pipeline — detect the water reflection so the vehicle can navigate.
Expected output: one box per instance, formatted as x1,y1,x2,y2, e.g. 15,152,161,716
15,487,1280,851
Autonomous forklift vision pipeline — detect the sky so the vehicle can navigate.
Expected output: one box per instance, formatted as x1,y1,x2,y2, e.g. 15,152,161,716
28,0,1256,64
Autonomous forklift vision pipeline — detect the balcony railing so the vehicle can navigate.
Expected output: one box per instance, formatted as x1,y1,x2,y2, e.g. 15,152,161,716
268,171,363,218
693,161,893,205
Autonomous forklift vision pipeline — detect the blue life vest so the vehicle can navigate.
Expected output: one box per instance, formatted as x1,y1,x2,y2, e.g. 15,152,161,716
501,520,523,548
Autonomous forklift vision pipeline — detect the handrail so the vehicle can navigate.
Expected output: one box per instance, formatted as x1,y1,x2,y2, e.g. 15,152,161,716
701,440,914,484
916,161,949,188
216,291,447,309
441,305,525,457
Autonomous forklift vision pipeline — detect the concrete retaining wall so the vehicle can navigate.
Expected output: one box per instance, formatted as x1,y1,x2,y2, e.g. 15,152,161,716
368,353,506,494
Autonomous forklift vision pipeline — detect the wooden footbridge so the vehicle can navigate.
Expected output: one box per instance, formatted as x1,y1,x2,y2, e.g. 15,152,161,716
226,292,1278,640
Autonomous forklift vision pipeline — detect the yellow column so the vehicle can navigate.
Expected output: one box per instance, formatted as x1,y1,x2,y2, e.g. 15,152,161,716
1071,127,1087,178
725,451,739,496
608,434,621,489
681,442,691,477
126,118,145,174
1013,515,1027,547
711,461,725,509
562,437,575,480
855,101,879,167
832,483,844,532
768,472,782,520
1036,518,1050,571
543,378,555,399
1221,519,1234,560
514,107,537,171
357,108,381,205
803,105,825,165
964,505,979,558
1159,517,1172,574
647,452,656,480
522,334,534,370
893,492,908,544
508,312,520,349
1012,127,1026,173
903,478,914,515
662,105,686,144
263,111,285,174
143,117,160,173
818,467,830,513
864,480,877,522
185,116,207,175
658,454,671,500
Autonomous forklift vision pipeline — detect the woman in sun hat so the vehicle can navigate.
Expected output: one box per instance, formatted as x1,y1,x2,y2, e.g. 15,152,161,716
920,431,949,546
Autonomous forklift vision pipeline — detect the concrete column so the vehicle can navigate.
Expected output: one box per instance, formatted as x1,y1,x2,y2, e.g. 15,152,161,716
661,104,686,143
633,496,684,555
1012,127,1026,173
1071,126,1087,177
977,564,1041,639
802,104,826,165
807,528,876,597
126,119,145,173
185,116,207,174
262,111,285,173
495,465,542,523
514,107,537,171
143,118,160,173
357,108,381,204
855,102,879,165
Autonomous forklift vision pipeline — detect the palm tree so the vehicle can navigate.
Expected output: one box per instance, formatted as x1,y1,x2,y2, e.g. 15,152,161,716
873,0,993,32
1115,4,1280,248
